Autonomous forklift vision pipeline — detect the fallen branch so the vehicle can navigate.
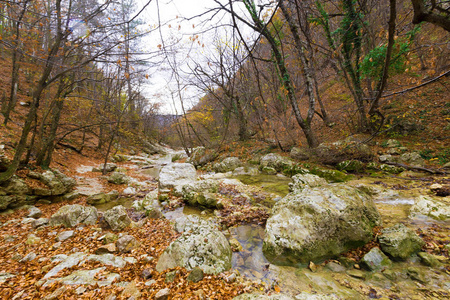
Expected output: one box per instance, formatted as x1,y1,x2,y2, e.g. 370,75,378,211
381,70,450,98
385,161,447,175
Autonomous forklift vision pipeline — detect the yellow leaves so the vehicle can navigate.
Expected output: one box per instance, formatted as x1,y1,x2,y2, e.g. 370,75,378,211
157,44,162,50
145,74,149,79
124,73,130,79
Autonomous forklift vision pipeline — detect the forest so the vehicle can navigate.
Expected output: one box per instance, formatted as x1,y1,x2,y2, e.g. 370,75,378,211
0,0,449,299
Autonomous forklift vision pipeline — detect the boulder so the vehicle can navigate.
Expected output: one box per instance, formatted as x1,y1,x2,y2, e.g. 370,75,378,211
213,157,242,173
40,170,76,195
116,235,139,253
263,183,381,265
361,247,392,271
181,180,221,209
399,152,425,167
142,141,168,155
260,153,292,172
103,205,131,231
49,205,98,227
28,206,42,219
159,163,197,191
107,172,130,185
87,190,119,205
132,191,162,218
289,173,327,193
378,223,424,260
410,196,450,220
315,138,373,165
290,147,311,161
156,223,232,274
92,163,117,173
385,139,401,148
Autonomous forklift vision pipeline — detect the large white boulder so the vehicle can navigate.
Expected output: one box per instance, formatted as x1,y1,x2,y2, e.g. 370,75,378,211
263,176,381,265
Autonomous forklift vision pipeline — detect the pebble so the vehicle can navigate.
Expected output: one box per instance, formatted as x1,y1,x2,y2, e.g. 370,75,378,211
57,230,75,242
155,288,170,300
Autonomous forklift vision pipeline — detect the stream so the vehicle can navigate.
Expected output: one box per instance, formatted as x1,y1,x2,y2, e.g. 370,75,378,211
76,152,450,298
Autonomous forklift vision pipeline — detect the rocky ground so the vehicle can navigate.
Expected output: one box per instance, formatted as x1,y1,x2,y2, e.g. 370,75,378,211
1,142,450,300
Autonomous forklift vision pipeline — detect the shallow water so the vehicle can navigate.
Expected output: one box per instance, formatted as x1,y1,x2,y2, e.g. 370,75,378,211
233,174,292,197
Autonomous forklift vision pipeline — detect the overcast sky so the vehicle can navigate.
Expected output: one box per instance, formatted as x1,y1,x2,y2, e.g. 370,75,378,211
135,0,269,114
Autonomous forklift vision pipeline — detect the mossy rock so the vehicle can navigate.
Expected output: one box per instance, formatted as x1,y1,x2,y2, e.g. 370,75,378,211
336,160,365,173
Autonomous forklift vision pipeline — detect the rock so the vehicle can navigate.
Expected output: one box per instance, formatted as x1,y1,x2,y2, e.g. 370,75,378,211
263,184,381,265
290,147,310,161
120,281,141,299
315,138,373,165
142,268,152,280
107,172,130,185
103,232,119,244
417,252,442,268
346,269,366,279
229,238,243,252
308,261,318,272
40,169,76,195
92,163,117,173
187,267,204,283
26,234,41,245
260,153,292,172
0,272,15,283
63,191,80,201
399,152,425,167
232,166,260,176
32,218,49,229
95,243,117,255
325,262,346,273
116,235,139,253
185,192,220,209
165,270,177,283
56,230,75,242
142,141,168,155
48,267,119,287
181,180,221,208
406,267,428,283
49,205,98,227
261,166,277,175
28,206,42,219
385,139,401,148
156,222,232,275
44,252,87,279
378,223,424,260
379,164,405,174
87,190,119,205
361,247,392,271
20,252,37,262
155,288,170,300
410,196,450,220
122,187,136,195
289,173,327,193
336,160,365,173
387,148,401,155
213,157,242,173
103,205,131,231
159,163,197,191
225,273,236,283
88,253,129,268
